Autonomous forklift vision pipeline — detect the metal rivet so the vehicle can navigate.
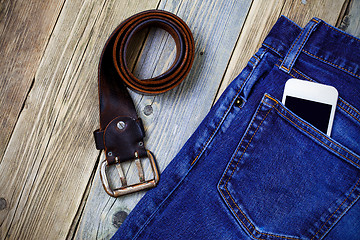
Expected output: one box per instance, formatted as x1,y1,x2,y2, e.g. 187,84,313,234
234,97,243,107
138,141,143,147
117,121,126,130
108,151,113,157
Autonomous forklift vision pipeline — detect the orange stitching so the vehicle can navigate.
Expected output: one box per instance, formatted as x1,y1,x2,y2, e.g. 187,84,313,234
219,100,266,186
282,26,305,68
288,21,318,71
292,67,360,117
224,104,299,239
263,94,277,103
218,188,266,240
290,67,360,123
264,92,360,165
220,95,360,240
269,99,360,167
221,104,298,239
190,92,239,165
276,64,360,125
224,107,272,186
218,102,265,233
340,99,360,120
190,51,261,165
322,21,360,43
310,177,360,239
249,59,255,66
302,50,360,79
282,16,300,28
338,104,360,124
220,104,299,240
281,65,290,71
263,43,282,56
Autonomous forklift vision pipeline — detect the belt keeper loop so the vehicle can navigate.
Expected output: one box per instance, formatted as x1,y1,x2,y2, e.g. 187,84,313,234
280,17,321,73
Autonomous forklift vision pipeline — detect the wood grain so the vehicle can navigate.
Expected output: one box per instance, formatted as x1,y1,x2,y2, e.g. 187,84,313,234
0,0,66,163
1,0,359,239
338,0,360,37
0,0,159,239
215,0,349,101
74,0,253,238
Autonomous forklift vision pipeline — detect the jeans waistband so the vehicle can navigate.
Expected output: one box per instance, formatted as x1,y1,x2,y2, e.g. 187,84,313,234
263,16,360,80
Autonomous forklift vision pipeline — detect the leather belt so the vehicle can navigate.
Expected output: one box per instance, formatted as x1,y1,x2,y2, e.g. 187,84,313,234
94,10,195,197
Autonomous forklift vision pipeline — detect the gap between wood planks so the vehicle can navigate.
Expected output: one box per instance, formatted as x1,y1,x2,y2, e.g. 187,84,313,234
213,0,353,105
67,0,358,238
64,0,163,238
0,0,67,164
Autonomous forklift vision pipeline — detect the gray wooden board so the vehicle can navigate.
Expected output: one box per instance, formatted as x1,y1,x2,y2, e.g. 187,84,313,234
74,0,253,238
1,0,360,239
338,0,360,37
0,0,157,239
216,0,349,100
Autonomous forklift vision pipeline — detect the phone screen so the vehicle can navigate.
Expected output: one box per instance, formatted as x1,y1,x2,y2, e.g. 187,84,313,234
284,96,332,134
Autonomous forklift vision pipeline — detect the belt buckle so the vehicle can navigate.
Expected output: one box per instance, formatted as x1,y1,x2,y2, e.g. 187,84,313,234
100,150,160,197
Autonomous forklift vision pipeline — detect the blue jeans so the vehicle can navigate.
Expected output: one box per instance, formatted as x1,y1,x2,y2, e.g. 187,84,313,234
112,16,360,240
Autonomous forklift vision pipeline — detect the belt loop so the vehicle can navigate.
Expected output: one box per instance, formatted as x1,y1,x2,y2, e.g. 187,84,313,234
280,17,321,73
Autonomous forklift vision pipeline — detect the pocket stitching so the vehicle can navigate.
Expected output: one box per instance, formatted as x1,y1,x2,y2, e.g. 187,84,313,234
290,66,360,124
219,95,360,240
267,95,360,168
219,101,300,240
190,50,264,165
310,177,360,240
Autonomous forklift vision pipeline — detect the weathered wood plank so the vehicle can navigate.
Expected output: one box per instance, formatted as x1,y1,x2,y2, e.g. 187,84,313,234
338,0,360,37
74,0,254,238
0,0,66,163
0,0,159,239
215,0,348,101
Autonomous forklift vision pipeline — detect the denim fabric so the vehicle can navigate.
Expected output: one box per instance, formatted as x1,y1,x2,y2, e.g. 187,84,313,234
112,16,360,240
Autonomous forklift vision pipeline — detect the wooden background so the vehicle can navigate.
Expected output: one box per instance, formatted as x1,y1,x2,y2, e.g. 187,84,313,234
0,0,359,239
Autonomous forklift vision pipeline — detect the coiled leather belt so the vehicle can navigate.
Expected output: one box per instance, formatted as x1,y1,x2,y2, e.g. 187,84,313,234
93,10,195,197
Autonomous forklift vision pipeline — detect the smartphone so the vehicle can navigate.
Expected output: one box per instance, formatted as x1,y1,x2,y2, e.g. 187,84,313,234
282,78,338,136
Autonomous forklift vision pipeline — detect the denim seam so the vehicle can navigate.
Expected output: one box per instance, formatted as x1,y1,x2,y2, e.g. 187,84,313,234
267,95,360,167
281,16,302,29
310,177,360,240
322,20,360,43
218,102,300,240
132,54,262,240
291,67,360,123
275,63,360,125
262,43,282,57
280,24,306,72
190,89,242,165
219,94,360,240
190,51,263,165
302,50,360,79
286,19,320,72
249,59,255,66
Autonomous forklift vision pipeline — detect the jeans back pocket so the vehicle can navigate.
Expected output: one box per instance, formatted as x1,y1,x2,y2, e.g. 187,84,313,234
218,94,360,240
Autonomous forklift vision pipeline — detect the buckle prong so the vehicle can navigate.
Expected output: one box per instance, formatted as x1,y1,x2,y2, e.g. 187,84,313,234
134,152,145,182
100,150,160,197
115,157,128,186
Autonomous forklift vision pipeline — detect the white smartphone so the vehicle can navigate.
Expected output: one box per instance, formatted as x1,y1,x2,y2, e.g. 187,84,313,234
282,78,338,136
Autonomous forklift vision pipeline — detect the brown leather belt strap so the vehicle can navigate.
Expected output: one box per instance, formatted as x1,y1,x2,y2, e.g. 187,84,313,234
93,10,194,197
